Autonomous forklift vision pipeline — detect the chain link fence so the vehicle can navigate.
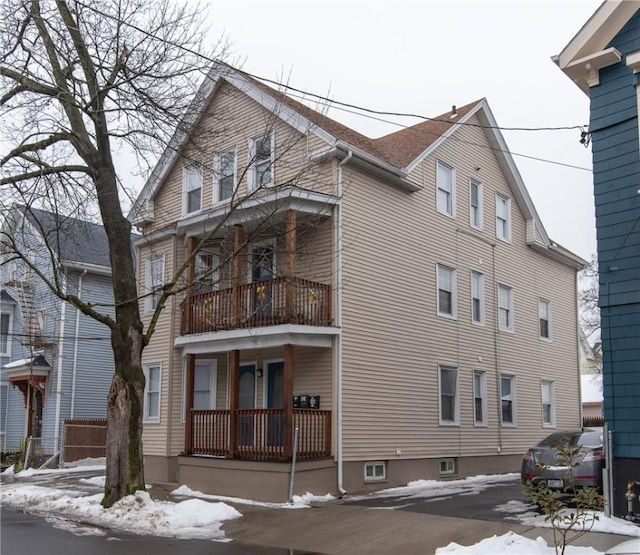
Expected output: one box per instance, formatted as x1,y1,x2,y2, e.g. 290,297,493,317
61,419,107,466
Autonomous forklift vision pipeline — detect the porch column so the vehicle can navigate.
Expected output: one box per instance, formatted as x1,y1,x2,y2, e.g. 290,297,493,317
283,344,294,459
184,237,197,334
285,209,297,322
232,225,246,326
184,354,195,454
228,349,240,459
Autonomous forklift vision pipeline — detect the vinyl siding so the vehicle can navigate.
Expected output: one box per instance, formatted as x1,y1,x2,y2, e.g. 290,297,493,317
590,9,640,458
340,113,581,462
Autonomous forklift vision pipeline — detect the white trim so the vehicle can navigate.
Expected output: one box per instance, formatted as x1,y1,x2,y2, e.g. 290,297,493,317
364,461,386,482
497,283,514,333
473,370,488,427
469,178,483,230
143,362,162,423
194,247,221,292
436,263,457,319
541,379,556,428
500,374,517,427
439,457,457,475
438,365,459,426
145,253,165,315
212,147,238,205
182,163,203,216
471,270,485,326
248,131,275,191
495,193,511,243
539,298,552,341
436,160,456,218
0,311,13,357
248,239,277,283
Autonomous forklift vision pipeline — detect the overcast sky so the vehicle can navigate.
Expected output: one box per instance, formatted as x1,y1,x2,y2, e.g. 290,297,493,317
180,0,599,262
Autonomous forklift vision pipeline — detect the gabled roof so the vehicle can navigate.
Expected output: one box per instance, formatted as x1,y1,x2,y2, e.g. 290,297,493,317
555,0,640,94
7,206,112,268
130,63,586,269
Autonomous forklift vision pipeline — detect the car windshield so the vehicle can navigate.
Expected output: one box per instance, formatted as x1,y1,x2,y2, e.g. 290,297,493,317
578,430,603,448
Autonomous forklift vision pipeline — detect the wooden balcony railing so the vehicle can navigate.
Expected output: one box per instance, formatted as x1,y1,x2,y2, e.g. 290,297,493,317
181,277,332,335
187,408,331,461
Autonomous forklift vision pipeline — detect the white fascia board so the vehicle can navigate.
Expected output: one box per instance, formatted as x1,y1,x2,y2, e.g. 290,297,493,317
529,242,588,270
61,261,112,276
562,48,623,94
133,226,177,248
476,101,551,247
557,0,639,71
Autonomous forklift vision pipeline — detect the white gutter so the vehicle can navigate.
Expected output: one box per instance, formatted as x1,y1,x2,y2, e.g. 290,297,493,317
336,149,352,496
70,270,87,418
53,273,68,453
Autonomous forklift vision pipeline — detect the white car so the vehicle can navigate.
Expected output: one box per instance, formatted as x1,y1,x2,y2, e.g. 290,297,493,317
606,538,640,555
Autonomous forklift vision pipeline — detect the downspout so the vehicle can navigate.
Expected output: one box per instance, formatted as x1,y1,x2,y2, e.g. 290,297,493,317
69,270,87,419
336,149,352,496
53,272,68,454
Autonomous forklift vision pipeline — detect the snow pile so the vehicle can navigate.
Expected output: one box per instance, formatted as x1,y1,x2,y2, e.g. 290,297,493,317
514,509,640,537
1,483,241,540
435,531,602,554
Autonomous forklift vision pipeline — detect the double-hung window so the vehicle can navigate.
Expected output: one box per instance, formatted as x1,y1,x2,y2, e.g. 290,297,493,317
496,194,511,241
439,366,459,425
436,161,455,217
249,132,274,190
194,361,216,410
501,375,516,425
473,370,487,426
145,254,165,314
213,150,236,203
0,312,12,356
194,249,220,293
437,264,457,318
498,284,514,332
471,271,484,325
469,179,483,229
539,298,551,340
144,364,161,422
541,380,555,427
183,164,203,215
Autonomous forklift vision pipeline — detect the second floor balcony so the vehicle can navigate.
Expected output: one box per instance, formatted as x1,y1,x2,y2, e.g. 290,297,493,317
181,276,332,335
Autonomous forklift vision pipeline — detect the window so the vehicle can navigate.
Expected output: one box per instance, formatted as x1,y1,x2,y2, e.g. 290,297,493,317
249,132,274,190
436,161,455,216
539,299,551,340
496,194,511,241
542,381,555,427
364,461,386,482
469,179,483,229
440,458,457,475
145,254,165,314
183,164,203,215
498,284,514,332
194,249,220,293
437,264,457,318
213,150,236,203
0,312,12,356
471,271,484,325
473,370,487,426
194,361,216,410
144,364,161,422
501,375,516,425
439,366,459,425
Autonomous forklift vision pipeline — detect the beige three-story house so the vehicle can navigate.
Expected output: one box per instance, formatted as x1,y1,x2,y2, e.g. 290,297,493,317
129,63,586,501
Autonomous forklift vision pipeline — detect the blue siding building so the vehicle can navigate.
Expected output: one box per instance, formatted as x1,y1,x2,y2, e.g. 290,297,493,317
0,207,115,461
557,0,640,517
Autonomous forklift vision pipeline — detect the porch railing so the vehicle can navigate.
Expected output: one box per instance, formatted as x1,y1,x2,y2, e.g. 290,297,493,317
187,408,331,461
181,277,332,335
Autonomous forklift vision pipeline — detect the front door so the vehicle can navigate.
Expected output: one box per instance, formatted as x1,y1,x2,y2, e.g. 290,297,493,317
238,364,256,446
266,361,285,447
251,245,274,320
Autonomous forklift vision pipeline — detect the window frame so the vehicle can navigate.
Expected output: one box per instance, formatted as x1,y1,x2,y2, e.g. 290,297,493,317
496,193,511,242
541,380,555,428
364,461,386,482
182,164,203,215
194,248,220,293
0,311,12,356
438,365,459,426
436,160,456,217
439,458,457,475
469,178,483,230
539,298,552,341
213,148,237,204
471,271,485,326
249,132,275,191
473,370,488,427
145,253,165,315
497,283,514,332
143,363,162,423
500,374,517,426
437,264,457,319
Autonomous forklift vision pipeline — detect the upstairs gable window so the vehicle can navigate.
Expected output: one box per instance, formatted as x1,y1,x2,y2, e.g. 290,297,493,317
249,132,274,191
213,150,236,203
496,193,511,241
470,179,483,229
437,161,455,217
183,164,203,215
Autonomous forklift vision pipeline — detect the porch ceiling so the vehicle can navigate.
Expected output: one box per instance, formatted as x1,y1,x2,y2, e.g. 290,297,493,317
175,323,339,354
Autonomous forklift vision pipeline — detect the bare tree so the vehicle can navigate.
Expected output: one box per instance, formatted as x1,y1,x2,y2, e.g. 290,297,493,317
0,0,223,507
579,254,600,341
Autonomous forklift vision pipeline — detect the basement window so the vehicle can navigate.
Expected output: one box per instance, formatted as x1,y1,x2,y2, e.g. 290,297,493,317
440,458,457,475
364,461,386,482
